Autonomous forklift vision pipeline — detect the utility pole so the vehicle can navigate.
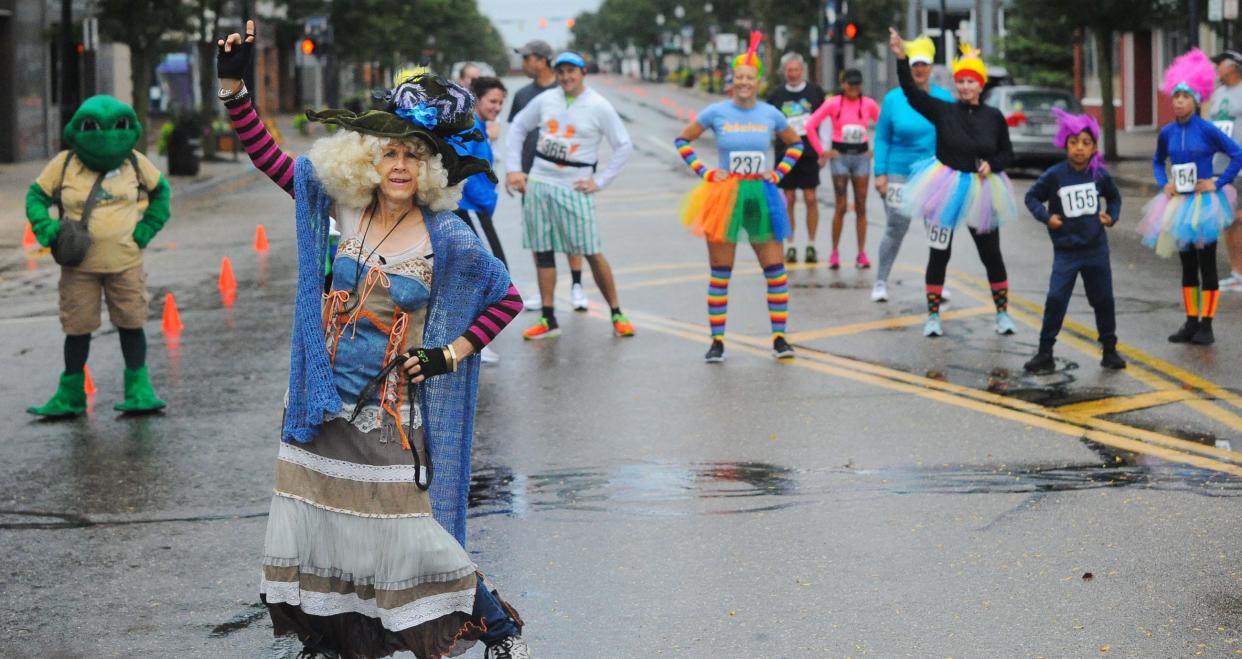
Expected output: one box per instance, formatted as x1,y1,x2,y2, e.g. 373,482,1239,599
59,0,79,134
1190,0,1200,48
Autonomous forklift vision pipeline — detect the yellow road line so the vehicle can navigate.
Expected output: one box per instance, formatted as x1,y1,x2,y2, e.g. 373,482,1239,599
1055,390,1200,417
784,306,994,342
615,309,1242,476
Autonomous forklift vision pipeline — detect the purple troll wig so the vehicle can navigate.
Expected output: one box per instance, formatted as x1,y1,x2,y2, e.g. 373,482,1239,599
1052,107,1105,175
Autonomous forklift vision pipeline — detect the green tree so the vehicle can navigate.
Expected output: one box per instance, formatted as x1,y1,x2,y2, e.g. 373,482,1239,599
1001,0,1074,88
96,0,195,152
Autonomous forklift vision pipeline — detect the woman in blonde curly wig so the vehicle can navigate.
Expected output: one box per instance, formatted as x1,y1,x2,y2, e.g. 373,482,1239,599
216,20,530,659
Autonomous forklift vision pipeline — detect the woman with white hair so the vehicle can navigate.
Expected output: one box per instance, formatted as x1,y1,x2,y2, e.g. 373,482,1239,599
217,22,529,659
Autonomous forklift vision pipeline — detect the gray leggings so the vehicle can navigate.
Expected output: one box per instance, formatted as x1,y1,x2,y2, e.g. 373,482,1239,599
876,175,910,283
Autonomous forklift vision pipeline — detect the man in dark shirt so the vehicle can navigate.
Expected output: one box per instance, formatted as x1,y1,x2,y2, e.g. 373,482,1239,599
508,39,587,310
766,52,826,264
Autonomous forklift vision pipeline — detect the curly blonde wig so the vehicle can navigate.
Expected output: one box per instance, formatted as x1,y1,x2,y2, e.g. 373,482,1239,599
306,130,463,211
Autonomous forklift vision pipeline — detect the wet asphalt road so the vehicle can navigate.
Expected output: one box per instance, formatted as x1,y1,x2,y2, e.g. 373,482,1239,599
4,77,1242,657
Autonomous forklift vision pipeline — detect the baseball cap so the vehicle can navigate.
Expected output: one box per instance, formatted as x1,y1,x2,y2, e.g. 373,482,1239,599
842,68,863,84
552,51,587,70
1213,50,1242,66
515,40,553,60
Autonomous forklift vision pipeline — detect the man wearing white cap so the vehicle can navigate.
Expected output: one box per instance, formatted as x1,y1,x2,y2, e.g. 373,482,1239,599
505,51,635,340
1209,49,1242,291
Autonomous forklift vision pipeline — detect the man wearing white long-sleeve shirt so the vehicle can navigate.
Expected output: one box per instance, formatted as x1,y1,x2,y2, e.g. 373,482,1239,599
505,51,636,340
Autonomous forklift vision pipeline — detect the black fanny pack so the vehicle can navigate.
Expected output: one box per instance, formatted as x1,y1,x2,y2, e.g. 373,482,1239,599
535,151,598,171
832,141,868,154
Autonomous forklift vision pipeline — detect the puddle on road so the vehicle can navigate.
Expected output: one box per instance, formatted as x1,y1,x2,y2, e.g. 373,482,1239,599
469,449,1242,519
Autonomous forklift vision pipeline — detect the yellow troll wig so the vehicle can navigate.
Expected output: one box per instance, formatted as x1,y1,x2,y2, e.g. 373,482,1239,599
952,44,987,86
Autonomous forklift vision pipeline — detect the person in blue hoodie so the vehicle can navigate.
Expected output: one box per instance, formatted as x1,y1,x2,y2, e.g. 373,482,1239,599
871,35,955,303
1023,109,1124,374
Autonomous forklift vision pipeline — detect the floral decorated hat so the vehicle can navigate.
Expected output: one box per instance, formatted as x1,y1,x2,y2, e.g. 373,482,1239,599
307,73,495,185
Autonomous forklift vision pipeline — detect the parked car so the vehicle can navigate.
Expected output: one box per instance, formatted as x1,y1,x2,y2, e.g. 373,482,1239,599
983,86,1085,168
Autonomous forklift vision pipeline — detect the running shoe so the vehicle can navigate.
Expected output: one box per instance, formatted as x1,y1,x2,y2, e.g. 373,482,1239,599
704,339,726,363
1100,349,1127,370
571,283,589,311
870,280,888,302
1192,319,1215,345
995,311,1016,335
522,293,541,312
941,287,952,302
785,246,797,263
1168,318,1199,343
923,313,943,337
522,317,560,340
805,245,818,264
828,250,840,270
480,346,500,364
856,252,871,269
1023,351,1055,374
612,312,636,337
772,336,795,359
485,635,531,659
1220,273,1242,291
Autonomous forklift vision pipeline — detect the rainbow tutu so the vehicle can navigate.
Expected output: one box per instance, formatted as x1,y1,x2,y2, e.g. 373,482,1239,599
681,175,791,244
1137,186,1237,257
902,158,1019,233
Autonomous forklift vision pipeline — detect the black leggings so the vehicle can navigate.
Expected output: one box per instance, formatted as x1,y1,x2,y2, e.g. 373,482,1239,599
926,227,1007,286
453,209,507,268
1180,242,1219,290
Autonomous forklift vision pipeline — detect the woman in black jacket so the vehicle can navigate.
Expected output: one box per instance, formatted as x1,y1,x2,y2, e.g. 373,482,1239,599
888,28,1019,338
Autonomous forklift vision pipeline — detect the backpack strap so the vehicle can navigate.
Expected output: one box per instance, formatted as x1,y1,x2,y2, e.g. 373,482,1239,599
128,152,149,202
52,151,73,219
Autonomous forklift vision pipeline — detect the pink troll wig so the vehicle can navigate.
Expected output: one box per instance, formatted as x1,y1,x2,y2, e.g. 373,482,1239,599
1161,48,1215,104
1052,107,1105,175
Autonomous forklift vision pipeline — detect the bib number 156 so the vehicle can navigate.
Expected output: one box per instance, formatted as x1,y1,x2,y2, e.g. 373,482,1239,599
925,222,952,251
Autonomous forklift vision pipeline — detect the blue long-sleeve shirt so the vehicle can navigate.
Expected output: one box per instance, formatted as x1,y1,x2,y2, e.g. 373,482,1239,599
1025,160,1122,250
459,112,498,215
873,84,955,177
1153,114,1242,188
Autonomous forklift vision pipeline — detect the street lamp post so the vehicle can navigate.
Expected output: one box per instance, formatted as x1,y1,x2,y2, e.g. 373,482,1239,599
655,13,666,82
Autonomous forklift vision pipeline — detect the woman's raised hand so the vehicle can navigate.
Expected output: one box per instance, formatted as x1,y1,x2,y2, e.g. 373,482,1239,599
888,28,906,60
216,19,256,88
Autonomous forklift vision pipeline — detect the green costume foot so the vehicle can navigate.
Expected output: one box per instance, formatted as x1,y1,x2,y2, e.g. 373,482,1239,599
113,366,166,413
27,372,87,418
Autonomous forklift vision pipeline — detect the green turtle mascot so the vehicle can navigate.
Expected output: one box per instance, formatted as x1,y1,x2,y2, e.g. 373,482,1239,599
26,95,172,417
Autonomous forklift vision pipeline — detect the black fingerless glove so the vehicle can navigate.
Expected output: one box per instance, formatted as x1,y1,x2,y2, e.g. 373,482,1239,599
215,36,253,80
410,347,452,379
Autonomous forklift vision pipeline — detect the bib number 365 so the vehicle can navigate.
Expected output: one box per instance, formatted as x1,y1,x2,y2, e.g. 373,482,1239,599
925,222,952,251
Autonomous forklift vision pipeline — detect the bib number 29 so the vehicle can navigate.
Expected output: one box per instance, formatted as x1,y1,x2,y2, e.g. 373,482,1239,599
729,151,766,175
925,222,952,251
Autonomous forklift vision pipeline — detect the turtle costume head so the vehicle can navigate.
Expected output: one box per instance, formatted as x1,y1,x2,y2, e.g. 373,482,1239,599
63,95,142,173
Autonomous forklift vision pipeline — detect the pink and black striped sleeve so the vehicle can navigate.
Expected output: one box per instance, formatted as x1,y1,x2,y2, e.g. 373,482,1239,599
223,94,296,197
464,284,523,351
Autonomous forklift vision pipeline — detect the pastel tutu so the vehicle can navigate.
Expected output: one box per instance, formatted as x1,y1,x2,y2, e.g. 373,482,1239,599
681,175,791,244
902,158,1019,233
1137,186,1236,257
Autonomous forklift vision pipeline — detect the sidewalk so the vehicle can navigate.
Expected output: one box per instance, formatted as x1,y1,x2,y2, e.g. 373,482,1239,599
0,113,310,268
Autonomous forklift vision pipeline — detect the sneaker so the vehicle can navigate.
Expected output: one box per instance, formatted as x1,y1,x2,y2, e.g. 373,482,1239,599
870,280,888,302
522,293,542,312
923,313,943,337
856,252,871,269
704,339,726,363
480,346,500,364
1168,318,1199,343
941,287,953,302
612,312,636,337
522,317,560,340
1220,273,1242,291
828,250,840,270
995,311,1016,335
772,336,795,359
1191,320,1215,345
1023,351,1056,374
570,283,589,311
485,635,531,659
804,245,818,264
785,246,797,263
1100,349,1127,370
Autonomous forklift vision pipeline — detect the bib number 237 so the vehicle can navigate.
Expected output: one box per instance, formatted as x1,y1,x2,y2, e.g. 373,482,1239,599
729,151,766,175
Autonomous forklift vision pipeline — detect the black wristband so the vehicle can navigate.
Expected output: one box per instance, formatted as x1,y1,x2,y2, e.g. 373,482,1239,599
411,347,450,379
215,37,254,80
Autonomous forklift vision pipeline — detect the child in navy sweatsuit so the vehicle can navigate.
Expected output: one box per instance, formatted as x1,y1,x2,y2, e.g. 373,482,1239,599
1023,109,1126,374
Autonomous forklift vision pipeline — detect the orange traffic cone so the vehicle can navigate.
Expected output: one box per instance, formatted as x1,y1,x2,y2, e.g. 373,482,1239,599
22,224,38,250
84,365,97,396
162,292,183,335
254,224,269,253
219,256,237,292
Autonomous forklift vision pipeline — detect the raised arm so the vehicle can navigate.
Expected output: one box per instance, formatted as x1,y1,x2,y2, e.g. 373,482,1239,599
888,28,945,125
216,21,296,197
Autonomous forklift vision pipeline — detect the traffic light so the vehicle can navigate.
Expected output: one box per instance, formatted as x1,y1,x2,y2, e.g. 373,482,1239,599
567,18,575,29
843,22,858,41
538,17,548,29
300,37,316,55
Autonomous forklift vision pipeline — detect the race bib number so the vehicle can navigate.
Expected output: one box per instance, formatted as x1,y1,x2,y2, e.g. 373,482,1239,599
729,151,766,175
1056,182,1099,218
1172,162,1197,193
1215,120,1235,138
841,124,867,144
925,222,952,251
537,134,572,161
885,182,905,208
786,114,810,136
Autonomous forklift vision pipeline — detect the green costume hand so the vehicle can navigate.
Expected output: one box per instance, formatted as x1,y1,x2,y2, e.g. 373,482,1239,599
30,217,60,247
132,221,158,248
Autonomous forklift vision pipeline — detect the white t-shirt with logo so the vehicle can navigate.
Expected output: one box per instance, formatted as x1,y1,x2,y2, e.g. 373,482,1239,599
505,86,633,190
